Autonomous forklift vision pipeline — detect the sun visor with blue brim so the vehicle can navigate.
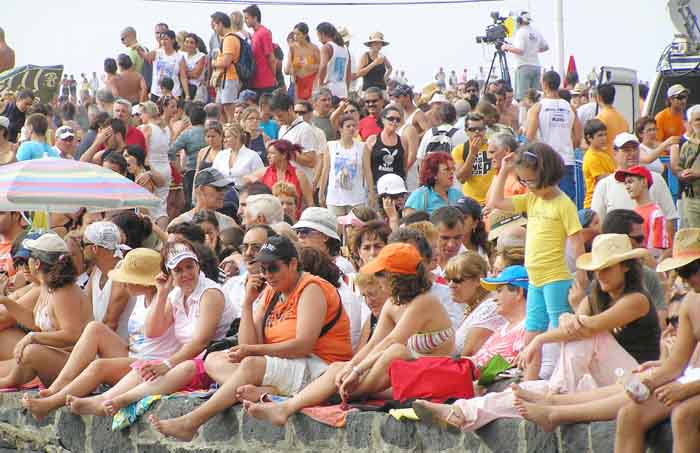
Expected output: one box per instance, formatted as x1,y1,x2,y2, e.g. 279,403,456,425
480,265,529,292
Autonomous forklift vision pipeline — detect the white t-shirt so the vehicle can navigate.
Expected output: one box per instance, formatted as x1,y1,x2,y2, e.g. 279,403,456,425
279,118,321,183
128,295,180,359
591,172,679,220
326,140,367,207
512,25,547,68
181,50,206,86
151,48,184,98
212,146,264,188
453,298,506,356
577,102,598,126
640,143,665,174
537,98,576,165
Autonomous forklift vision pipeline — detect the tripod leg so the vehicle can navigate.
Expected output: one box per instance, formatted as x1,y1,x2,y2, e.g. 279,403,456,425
484,51,499,95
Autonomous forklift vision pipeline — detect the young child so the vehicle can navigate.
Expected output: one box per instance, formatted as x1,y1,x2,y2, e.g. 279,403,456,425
158,77,175,99
615,165,670,259
582,119,615,208
487,142,585,380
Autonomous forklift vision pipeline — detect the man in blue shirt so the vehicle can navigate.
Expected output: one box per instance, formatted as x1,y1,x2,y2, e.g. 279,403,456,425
16,114,60,161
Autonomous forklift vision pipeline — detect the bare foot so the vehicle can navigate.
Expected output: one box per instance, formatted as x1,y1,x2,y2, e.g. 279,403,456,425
510,384,548,404
38,388,54,398
412,400,464,432
103,398,125,417
22,394,52,421
243,401,289,426
514,399,557,432
236,385,268,403
149,414,198,442
67,395,106,416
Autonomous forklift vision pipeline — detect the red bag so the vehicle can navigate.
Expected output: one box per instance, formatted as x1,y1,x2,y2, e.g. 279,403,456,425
388,357,478,402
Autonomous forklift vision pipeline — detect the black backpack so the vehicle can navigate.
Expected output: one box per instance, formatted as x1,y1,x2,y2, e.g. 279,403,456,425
425,127,458,154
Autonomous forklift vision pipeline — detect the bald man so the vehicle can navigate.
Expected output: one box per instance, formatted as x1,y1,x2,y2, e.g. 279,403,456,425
119,26,146,75
0,28,15,73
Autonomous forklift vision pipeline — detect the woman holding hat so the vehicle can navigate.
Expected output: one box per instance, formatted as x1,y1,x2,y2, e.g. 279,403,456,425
406,233,660,432
357,32,392,92
0,233,91,389
21,248,179,420
60,240,235,418
244,242,455,427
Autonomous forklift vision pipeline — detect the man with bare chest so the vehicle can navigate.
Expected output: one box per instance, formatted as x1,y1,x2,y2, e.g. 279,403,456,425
115,54,147,104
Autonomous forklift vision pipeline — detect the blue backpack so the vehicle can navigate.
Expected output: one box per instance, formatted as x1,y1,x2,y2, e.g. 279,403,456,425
231,34,255,86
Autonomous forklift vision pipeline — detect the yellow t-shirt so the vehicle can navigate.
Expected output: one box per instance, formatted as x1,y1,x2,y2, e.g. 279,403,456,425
596,107,629,152
582,147,616,208
451,142,496,204
511,192,581,286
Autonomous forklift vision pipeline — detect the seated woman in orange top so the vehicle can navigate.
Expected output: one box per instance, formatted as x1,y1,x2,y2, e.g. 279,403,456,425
150,236,352,441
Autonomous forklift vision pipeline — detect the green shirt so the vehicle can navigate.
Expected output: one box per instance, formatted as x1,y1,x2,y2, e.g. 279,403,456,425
126,46,144,75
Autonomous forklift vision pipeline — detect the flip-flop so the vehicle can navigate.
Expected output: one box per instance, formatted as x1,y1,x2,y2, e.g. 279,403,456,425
412,401,461,434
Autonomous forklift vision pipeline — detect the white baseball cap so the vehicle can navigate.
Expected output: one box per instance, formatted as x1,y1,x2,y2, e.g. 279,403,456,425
165,243,199,270
613,132,640,149
84,221,131,258
667,84,689,98
377,173,407,196
429,93,448,105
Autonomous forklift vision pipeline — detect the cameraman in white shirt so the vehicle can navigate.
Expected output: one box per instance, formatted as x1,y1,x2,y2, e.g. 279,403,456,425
501,11,548,101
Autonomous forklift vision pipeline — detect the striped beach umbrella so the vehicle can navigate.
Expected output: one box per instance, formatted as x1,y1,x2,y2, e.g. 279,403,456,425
0,158,161,213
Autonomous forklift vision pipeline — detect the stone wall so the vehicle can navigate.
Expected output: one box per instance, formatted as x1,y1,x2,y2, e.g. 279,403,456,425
0,393,672,452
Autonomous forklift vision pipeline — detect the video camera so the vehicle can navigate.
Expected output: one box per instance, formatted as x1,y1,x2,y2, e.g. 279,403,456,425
475,11,509,47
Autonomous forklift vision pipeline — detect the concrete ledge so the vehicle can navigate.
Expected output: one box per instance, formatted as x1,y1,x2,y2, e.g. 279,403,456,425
0,392,672,452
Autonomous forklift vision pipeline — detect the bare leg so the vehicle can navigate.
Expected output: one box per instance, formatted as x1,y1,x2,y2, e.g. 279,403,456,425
671,394,700,453
102,361,199,416
46,322,128,395
22,358,133,420
515,392,629,432
512,383,624,405
203,350,239,384
245,362,346,426
67,369,145,416
0,328,25,361
150,356,267,441
615,397,672,453
351,344,412,396
412,400,466,430
524,331,543,381
0,345,68,388
236,384,278,402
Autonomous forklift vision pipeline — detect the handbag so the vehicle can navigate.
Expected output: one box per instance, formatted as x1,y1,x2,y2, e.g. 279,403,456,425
388,356,478,402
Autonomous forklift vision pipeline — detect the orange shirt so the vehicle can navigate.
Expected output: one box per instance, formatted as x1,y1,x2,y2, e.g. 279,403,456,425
655,107,685,142
597,106,630,152
0,241,14,276
260,273,352,363
217,33,241,81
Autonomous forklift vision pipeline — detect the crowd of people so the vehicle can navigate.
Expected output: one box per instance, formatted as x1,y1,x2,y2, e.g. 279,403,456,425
0,6,699,452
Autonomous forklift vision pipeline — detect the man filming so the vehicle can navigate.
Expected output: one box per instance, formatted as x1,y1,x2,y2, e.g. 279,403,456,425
501,11,548,101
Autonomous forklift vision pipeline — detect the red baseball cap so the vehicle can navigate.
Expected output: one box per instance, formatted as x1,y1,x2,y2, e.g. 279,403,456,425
360,243,422,275
614,165,653,188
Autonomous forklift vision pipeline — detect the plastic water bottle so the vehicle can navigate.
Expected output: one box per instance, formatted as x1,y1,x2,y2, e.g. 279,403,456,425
615,368,650,402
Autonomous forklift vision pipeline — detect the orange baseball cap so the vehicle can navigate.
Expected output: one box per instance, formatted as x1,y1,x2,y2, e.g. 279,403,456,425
360,243,422,275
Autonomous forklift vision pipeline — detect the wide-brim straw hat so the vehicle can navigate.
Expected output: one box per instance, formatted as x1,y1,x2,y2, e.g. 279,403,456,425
576,234,647,272
364,32,389,47
487,210,527,241
657,228,700,273
108,248,162,286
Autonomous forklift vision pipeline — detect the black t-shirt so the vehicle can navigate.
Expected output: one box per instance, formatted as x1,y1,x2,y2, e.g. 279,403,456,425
1,102,26,143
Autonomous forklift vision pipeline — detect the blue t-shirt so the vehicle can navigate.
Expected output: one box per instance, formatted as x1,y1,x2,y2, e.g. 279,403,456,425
259,119,280,140
16,141,60,161
405,186,462,215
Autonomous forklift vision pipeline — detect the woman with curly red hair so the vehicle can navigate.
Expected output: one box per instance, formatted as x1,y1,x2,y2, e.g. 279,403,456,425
243,139,314,215
404,151,462,215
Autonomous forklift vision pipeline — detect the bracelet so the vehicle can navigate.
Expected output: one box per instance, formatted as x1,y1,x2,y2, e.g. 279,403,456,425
352,366,362,376
163,359,173,370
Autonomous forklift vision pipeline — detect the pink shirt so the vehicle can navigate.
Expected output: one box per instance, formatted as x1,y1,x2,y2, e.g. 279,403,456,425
250,25,276,89
635,202,670,250
472,319,525,367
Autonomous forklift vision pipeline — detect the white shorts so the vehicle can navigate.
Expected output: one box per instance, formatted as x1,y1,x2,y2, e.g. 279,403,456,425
216,79,241,105
262,354,328,396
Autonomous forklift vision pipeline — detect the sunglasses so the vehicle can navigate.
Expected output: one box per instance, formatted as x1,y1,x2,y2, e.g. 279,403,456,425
295,227,319,238
666,315,679,328
385,116,401,124
467,126,485,132
384,193,406,200
674,94,688,101
517,176,538,187
261,262,281,274
447,277,464,284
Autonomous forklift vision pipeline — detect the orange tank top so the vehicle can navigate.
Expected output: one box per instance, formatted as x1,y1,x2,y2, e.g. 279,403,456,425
261,273,352,363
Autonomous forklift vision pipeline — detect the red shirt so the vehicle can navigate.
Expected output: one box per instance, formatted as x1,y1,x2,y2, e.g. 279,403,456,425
359,115,381,141
126,126,147,151
261,165,303,218
250,25,276,89
634,202,670,250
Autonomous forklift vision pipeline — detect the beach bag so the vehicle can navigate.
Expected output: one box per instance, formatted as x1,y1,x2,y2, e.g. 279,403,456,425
388,357,478,402
425,127,458,154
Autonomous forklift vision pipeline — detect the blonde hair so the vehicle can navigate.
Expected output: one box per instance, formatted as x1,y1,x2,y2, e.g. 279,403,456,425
497,246,525,267
354,272,380,291
223,122,245,140
405,221,438,244
272,181,298,200
444,251,490,303
230,11,245,32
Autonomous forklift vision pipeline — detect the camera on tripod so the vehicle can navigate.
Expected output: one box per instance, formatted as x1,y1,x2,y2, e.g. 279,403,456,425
475,11,509,47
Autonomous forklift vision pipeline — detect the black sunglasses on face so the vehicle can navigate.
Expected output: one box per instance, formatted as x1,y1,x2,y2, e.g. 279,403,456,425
261,262,281,274
674,94,688,101
467,126,485,132
385,116,401,123
666,315,679,327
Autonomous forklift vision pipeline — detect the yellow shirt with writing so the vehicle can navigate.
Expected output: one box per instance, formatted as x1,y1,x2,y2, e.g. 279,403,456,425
452,142,496,204
511,192,581,286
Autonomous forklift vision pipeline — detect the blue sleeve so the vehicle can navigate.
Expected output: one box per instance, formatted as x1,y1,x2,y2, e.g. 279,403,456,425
15,143,33,161
405,188,425,212
169,130,187,162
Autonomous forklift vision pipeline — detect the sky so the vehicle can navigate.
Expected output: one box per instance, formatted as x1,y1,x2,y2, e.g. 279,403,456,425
2,0,675,87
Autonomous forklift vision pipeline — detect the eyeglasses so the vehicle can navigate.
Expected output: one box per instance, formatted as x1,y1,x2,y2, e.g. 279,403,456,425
239,242,263,254
467,126,485,132
666,315,679,328
385,116,401,124
295,227,320,238
261,262,281,274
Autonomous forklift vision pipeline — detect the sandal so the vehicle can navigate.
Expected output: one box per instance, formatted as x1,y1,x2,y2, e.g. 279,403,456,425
412,400,462,433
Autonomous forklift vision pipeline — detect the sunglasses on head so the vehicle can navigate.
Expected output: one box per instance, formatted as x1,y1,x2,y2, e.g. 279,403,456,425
666,315,679,328
261,262,281,274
